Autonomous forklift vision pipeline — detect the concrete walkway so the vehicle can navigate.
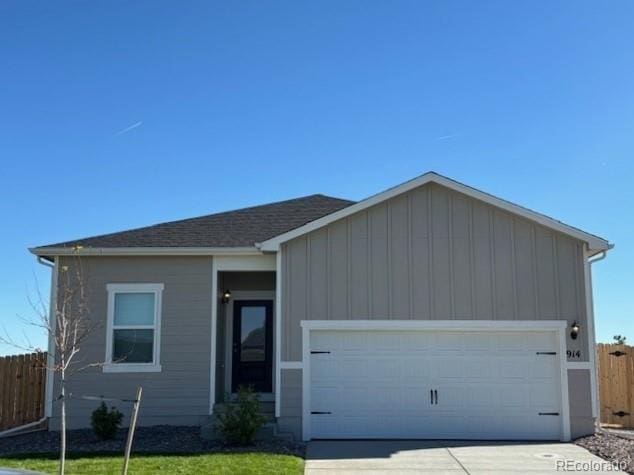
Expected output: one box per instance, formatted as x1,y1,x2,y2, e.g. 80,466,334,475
305,440,627,474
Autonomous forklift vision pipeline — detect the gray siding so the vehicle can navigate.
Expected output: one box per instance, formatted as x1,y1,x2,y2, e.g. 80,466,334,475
277,369,302,436
282,183,589,362
569,369,595,438
51,256,212,429
280,182,593,438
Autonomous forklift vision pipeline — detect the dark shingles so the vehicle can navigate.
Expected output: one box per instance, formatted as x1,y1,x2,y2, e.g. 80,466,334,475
35,194,354,250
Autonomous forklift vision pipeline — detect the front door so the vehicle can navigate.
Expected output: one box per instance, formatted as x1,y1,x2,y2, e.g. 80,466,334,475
232,300,273,393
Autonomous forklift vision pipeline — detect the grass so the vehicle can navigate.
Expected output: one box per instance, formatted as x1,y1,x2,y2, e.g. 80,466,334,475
0,452,304,474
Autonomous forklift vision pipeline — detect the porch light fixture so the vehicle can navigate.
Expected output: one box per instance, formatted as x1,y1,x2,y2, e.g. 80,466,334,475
221,289,232,304
570,321,580,340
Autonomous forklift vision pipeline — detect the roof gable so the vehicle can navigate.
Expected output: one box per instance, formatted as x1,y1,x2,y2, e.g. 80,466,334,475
258,172,611,254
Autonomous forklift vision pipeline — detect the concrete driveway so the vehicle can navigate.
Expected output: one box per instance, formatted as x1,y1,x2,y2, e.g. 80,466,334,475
305,440,627,474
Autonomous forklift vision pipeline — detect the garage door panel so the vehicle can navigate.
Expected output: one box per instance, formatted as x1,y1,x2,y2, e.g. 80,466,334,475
311,357,338,380
463,333,493,352
367,386,402,409
402,386,434,410
311,414,340,437
431,333,464,352
432,358,463,378
373,359,402,378
499,358,529,378
527,332,558,351
338,359,370,379
496,333,527,351
432,414,469,437
528,358,559,379
311,386,340,411
434,384,466,408
498,384,531,407
399,416,432,436
339,387,371,412
463,386,501,407
529,384,561,409
401,333,431,351
309,329,563,440
311,331,341,350
368,332,403,350
463,415,493,436
340,332,369,350
401,359,430,378
462,359,495,379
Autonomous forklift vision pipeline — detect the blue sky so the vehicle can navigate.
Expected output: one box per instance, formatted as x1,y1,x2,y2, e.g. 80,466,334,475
1,1,632,354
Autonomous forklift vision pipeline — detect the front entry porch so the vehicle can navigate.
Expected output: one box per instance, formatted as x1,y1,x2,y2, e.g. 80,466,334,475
201,264,288,440
214,271,276,404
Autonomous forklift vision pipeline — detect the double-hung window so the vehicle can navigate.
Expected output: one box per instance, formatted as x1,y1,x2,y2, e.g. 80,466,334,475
104,283,163,372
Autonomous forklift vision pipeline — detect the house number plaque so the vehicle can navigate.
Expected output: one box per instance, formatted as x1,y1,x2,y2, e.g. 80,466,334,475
567,350,581,359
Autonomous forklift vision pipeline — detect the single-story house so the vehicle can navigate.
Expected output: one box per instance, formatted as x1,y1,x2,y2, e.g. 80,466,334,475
31,172,612,441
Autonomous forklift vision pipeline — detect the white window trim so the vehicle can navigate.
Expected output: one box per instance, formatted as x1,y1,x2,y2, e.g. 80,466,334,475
104,283,164,373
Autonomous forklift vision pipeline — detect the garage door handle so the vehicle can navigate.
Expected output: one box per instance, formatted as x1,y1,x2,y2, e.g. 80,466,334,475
538,412,560,416
430,389,433,405
434,389,438,405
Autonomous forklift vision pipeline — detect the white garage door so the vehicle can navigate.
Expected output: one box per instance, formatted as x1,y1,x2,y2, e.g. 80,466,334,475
309,329,563,440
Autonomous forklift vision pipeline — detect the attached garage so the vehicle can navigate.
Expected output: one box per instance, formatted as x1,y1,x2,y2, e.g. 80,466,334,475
302,321,570,441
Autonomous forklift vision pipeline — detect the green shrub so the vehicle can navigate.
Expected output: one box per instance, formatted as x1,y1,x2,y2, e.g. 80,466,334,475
90,402,123,440
215,386,266,445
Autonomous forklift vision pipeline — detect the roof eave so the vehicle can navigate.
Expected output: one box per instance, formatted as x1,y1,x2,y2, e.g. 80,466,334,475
29,246,264,258
586,242,614,257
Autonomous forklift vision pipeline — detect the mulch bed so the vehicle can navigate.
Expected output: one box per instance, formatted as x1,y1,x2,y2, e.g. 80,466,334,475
576,431,634,474
0,426,304,458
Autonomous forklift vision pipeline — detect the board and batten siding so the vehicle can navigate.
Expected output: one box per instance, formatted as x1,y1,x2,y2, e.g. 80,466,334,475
280,182,594,439
281,183,589,362
50,256,212,429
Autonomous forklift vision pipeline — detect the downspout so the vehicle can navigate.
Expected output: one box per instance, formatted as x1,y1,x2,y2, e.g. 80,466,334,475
1,256,58,438
585,245,611,431
42,256,58,421
37,256,55,269
0,418,47,438
589,249,609,264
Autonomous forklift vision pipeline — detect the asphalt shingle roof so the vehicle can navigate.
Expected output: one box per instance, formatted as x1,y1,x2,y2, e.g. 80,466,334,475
36,194,354,249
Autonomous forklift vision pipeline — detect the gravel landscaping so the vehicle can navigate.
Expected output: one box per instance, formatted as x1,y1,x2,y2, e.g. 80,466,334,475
0,426,304,458
576,431,634,474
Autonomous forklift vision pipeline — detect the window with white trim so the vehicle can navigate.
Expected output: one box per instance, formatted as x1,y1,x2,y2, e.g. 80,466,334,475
104,283,163,372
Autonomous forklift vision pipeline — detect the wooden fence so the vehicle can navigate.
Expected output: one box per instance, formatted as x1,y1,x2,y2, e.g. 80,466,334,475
0,352,47,431
598,343,634,428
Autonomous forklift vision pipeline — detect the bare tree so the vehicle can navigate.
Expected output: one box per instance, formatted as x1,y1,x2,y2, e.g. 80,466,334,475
1,250,100,475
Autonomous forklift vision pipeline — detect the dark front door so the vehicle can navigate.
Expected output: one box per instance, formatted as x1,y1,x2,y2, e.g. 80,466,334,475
232,300,273,393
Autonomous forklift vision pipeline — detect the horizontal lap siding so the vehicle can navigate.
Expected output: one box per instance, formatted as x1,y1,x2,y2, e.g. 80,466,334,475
51,256,212,429
282,183,588,363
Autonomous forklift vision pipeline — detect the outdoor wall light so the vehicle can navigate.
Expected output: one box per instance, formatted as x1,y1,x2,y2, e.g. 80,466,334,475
570,321,580,340
221,289,232,304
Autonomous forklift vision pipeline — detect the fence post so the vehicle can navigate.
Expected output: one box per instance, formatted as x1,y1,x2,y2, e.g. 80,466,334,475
121,387,142,475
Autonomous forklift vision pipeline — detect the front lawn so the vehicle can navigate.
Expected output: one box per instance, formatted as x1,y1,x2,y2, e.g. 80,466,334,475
0,452,304,474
